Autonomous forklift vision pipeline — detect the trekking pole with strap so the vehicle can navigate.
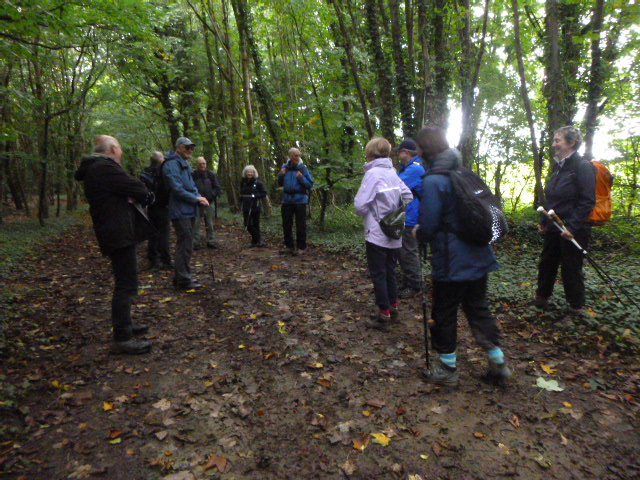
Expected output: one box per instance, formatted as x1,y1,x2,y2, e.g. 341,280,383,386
419,242,430,369
537,207,640,312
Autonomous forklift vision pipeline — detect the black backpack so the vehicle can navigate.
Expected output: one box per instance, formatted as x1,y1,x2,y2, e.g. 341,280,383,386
140,160,174,207
427,167,508,245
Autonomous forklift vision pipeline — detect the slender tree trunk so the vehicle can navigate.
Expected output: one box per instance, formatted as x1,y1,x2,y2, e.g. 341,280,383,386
231,0,287,160
330,0,374,138
582,0,605,161
456,0,490,167
389,0,414,137
426,0,450,128
365,0,395,141
511,0,544,206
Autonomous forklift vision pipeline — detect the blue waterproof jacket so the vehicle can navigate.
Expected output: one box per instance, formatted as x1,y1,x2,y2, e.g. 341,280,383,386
277,160,314,205
163,150,201,220
416,148,499,282
398,155,425,227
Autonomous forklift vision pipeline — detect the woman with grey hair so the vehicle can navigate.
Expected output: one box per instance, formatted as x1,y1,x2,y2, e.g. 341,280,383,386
240,165,268,247
535,125,596,318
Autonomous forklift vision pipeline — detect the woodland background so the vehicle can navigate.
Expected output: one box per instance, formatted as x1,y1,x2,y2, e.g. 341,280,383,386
0,0,639,228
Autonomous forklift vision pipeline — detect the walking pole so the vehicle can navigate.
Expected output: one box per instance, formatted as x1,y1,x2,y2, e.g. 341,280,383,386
419,243,430,370
537,207,640,312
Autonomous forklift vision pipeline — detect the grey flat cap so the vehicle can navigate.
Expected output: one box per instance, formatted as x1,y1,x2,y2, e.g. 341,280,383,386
175,137,196,147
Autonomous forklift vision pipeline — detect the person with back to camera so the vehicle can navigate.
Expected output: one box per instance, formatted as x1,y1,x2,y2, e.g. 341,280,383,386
535,126,596,321
240,165,268,247
413,126,510,386
354,137,413,331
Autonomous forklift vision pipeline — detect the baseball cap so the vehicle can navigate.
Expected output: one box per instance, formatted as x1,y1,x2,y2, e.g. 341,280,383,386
397,139,417,152
175,137,196,148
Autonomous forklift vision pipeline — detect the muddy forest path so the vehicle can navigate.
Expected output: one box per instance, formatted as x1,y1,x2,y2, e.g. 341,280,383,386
1,218,639,480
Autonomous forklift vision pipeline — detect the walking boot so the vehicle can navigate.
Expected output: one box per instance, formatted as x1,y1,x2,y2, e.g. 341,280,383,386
481,361,512,385
111,338,152,355
533,295,550,309
365,311,390,331
421,362,459,386
131,323,149,335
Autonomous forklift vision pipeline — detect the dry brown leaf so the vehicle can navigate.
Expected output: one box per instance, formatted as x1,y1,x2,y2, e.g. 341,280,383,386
353,435,370,451
473,432,486,438
509,415,520,428
365,398,385,409
203,453,228,473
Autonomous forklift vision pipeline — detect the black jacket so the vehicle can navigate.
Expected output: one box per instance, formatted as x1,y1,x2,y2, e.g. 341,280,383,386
239,178,267,212
75,154,154,256
192,169,221,202
542,151,596,233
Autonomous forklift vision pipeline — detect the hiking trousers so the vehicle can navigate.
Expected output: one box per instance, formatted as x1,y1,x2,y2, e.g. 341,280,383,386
366,241,399,310
147,206,171,266
431,275,501,354
536,229,590,309
109,244,138,342
194,204,215,247
282,203,307,250
172,217,196,287
397,228,421,289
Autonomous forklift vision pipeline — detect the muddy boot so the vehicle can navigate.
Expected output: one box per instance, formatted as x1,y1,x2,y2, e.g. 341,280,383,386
365,311,390,331
481,361,512,385
533,295,550,309
421,362,458,386
111,338,152,355
131,323,149,335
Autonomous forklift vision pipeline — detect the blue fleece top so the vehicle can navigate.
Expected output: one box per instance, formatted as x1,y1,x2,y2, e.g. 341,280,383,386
277,160,314,205
398,155,425,227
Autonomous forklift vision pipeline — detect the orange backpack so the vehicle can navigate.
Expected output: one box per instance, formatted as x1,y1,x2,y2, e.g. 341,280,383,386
587,160,613,225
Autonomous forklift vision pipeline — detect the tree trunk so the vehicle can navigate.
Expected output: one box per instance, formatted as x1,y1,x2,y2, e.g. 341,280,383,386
231,0,287,160
389,0,414,137
456,0,490,168
511,0,544,206
330,0,374,138
426,0,450,128
365,0,395,141
582,0,605,161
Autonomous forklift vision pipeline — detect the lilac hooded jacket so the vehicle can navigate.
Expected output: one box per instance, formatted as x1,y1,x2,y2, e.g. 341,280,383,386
354,157,413,248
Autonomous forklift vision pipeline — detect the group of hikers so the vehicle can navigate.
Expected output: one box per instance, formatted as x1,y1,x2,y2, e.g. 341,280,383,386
75,123,597,386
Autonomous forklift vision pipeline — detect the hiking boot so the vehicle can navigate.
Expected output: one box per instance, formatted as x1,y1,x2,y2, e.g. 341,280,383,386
533,295,549,309
481,361,512,385
131,323,149,335
279,248,293,255
176,281,203,291
111,338,152,355
421,362,458,386
365,312,390,331
398,287,420,299
291,249,300,257
390,306,399,323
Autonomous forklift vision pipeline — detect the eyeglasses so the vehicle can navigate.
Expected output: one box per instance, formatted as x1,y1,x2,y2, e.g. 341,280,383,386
185,145,195,151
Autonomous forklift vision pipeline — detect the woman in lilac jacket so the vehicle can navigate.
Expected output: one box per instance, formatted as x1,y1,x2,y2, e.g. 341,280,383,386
354,137,413,330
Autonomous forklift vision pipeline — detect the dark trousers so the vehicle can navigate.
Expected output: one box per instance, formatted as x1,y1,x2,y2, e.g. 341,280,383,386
397,228,421,289
172,217,195,286
109,245,138,342
243,209,261,245
536,229,590,309
365,241,399,310
282,204,307,250
431,276,501,354
147,206,171,266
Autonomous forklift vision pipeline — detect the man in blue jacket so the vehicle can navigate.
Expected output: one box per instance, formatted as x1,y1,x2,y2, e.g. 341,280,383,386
413,126,510,387
163,137,210,290
277,147,314,256
396,139,425,298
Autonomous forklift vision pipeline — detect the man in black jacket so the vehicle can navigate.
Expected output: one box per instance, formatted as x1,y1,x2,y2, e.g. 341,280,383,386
75,135,154,354
192,156,221,249
536,126,596,317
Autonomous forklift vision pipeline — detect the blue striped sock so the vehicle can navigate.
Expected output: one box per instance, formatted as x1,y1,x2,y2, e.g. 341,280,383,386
487,347,504,364
439,352,457,369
